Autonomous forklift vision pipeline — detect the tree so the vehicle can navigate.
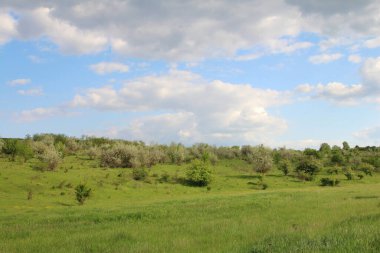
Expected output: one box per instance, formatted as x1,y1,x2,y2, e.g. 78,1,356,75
319,143,331,154
16,141,34,162
251,145,273,174
2,139,18,161
342,141,350,151
38,146,61,170
75,184,91,205
295,156,321,180
186,159,212,186
278,160,293,176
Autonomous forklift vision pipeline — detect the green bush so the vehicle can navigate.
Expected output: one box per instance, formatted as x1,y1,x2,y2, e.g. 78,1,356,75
38,146,61,171
344,171,353,180
295,156,321,180
75,184,91,205
278,160,292,176
320,178,340,186
358,163,374,176
132,167,148,181
186,159,212,186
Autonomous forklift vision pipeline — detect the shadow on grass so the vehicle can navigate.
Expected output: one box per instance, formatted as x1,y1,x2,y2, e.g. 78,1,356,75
227,175,263,180
56,202,76,207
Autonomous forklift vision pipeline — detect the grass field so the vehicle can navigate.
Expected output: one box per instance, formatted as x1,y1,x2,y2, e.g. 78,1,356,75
0,155,379,252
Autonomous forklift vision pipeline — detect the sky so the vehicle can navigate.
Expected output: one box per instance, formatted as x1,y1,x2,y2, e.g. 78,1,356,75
1,0,380,149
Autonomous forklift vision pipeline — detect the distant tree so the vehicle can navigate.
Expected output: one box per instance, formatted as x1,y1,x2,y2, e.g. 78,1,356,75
319,143,331,155
251,145,273,174
295,156,321,180
38,146,62,170
186,159,212,186
75,184,91,205
278,160,293,176
303,148,320,158
2,139,18,161
342,141,350,151
16,141,34,162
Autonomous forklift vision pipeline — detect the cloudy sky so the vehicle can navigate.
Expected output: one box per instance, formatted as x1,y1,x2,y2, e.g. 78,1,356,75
1,0,380,148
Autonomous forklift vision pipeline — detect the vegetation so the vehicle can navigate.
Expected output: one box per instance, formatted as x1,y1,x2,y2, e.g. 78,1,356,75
0,134,379,252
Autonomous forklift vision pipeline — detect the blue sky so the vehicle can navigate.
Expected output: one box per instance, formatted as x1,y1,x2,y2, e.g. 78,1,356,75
1,0,380,148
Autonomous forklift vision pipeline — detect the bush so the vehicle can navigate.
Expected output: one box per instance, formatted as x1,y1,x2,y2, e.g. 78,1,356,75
16,141,34,162
132,167,148,181
278,160,292,176
100,143,142,168
186,159,212,186
320,177,340,186
295,156,321,180
87,146,101,160
344,171,353,180
75,184,91,205
358,163,374,176
38,146,61,171
159,172,170,183
251,145,273,174
2,139,18,161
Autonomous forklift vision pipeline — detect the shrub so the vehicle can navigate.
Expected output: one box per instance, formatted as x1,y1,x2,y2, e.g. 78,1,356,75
320,177,340,186
358,163,374,176
2,139,18,161
295,156,321,180
251,145,273,174
344,171,353,180
75,184,91,205
16,141,34,162
186,159,212,186
38,146,61,171
159,172,170,183
278,160,292,176
132,167,148,181
100,143,142,168
87,146,101,160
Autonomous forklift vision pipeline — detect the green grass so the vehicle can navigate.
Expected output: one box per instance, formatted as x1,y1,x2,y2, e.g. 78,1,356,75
0,156,379,252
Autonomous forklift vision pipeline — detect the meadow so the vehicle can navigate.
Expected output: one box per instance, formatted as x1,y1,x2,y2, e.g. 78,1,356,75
0,148,379,253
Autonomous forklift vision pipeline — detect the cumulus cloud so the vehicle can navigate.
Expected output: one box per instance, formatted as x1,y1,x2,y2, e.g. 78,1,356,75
0,11,17,45
297,57,380,104
8,78,31,86
71,69,290,144
89,62,129,75
308,53,342,64
16,7,108,54
2,1,380,60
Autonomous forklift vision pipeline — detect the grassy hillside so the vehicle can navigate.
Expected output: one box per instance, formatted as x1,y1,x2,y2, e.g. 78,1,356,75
1,155,379,252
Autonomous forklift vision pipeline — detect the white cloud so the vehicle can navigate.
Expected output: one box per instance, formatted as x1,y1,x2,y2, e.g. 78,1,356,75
8,78,31,86
17,7,108,54
353,126,380,145
0,11,17,45
14,106,76,122
71,69,290,144
308,53,342,64
348,54,362,63
297,57,380,104
364,37,380,48
89,62,129,75
17,87,43,96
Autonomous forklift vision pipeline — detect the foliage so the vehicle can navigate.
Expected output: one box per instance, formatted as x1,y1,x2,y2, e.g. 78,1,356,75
16,141,34,162
75,184,91,205
186,159,212,186
38,146,62,171
250,145,273,174
132,167,148,181
100,143,142,168
320,178,340,187
357,163,375,176
2,139,18,161
277,160,292,176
